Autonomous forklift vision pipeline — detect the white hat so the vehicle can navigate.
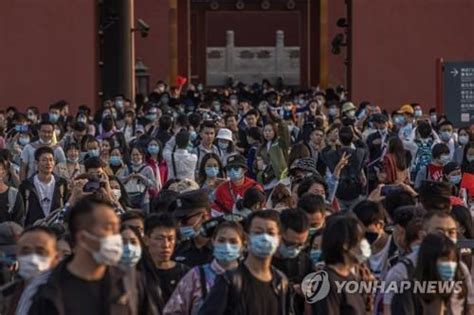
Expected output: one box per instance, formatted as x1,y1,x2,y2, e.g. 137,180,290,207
216,128,233,142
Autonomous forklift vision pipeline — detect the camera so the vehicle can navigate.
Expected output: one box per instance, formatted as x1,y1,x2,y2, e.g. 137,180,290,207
137,19,149,38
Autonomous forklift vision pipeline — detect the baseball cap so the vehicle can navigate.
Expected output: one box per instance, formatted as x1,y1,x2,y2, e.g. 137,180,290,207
341,102,356,113
173,189,210,219
226,154,247,170
397,104,414,115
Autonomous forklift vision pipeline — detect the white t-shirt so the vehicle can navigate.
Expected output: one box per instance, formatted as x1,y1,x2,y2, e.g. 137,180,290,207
33,175,55,216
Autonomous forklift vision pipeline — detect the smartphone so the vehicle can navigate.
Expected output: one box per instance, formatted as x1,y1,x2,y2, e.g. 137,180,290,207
83,180,101,192
381,185,404,196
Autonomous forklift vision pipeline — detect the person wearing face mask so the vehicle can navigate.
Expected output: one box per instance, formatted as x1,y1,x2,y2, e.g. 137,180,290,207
326,103,340,123
164,221,244,315
272,209,312,315
172,189,213,268
4,226,57,315
312,214,372,315
117,146,156,212
145,213,190,304
53,143,84,185
197,153,226,204
391,233,474,315
19,195,143,315
297,193,327,239
19,121,66,181
437,120,457,158
352,200,391,280
454,127,471,165
383,210,465,315
213,154,263,214
443,162,462,191
199,210,290,315
396,105,415,142
216,128,236,166
415,143,451,189
119,226,142,269
144,138,165,198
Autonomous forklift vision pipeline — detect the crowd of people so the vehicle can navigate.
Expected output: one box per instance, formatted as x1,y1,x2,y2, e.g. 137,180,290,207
0,79,473,314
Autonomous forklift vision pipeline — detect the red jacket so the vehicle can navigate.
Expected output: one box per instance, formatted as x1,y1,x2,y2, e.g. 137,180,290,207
212,177,263,213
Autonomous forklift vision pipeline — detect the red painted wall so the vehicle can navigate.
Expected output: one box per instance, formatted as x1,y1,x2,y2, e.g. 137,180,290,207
350,0,474,111
0,0,97,113
134,0,170,89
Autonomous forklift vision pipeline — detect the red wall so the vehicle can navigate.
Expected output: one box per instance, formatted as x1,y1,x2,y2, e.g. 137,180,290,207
0,0,97,113
134,0,170,89
350,0,474,111
327,0,346,87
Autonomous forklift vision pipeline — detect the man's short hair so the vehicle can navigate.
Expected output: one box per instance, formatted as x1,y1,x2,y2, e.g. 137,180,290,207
34,146,54,162
145,213,178,236
297,193,326,214
67,195,115,244
245,210,281,234
120,210,145,224
39,121,55,129
83,157,104,171
352,200,384,227
280,208,309,233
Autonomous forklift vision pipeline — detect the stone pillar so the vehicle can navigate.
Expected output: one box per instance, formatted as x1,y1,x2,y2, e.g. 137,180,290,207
275,30,284,79
225,30,235,76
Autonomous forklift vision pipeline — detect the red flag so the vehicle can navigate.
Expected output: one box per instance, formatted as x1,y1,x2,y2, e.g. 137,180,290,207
460,173,474,197
176,75,187,87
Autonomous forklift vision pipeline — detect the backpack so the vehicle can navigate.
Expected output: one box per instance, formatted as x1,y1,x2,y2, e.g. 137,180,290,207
411,139,433,178
391,258,422,315
125,165,148,208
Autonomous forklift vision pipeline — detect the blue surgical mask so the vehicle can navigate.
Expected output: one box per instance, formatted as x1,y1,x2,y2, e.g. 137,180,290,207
147,145,160,155
449,175,462,185
213,243,241,262
278,243,302,259
19,137,30,146
88,149,100,157
393,116,405,125
228,168,243,182
218,142,229,151
49,113,59,123
459,135,469,146
414,109,422,118
190,131,198,142
440,154,451,165
440,131,452,142
205,167,219,178
146,113,157,121
120,244,142,267
249,233,279,258
310,249,322,264
110,156,122,166
328,107,337,116
437,261,457,281
180,226,197,239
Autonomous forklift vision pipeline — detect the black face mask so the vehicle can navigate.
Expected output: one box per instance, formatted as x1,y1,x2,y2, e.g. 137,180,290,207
365,231,379,245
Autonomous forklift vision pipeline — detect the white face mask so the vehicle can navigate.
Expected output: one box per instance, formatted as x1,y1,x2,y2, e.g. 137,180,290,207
18,254,51,280
112,189,122,200
84,232,123,266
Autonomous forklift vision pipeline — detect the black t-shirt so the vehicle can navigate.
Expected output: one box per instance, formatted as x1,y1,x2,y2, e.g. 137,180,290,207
61,268,106,315
241,264,279,315
272,253,313,314
312,266,366,315
154,262,190,303
173,239,213,268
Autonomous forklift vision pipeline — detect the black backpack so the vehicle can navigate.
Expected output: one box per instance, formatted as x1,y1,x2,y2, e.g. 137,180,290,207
390,258,422,315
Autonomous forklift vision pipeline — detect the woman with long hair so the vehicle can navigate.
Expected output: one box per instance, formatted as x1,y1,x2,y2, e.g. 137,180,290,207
163,221,244,315
145,137,166,198
382,137,410,184
198,153,226,202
